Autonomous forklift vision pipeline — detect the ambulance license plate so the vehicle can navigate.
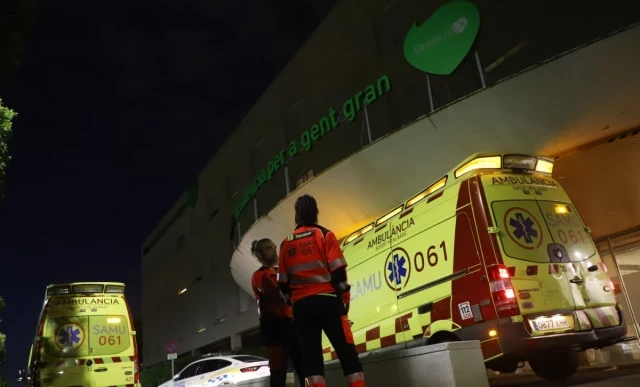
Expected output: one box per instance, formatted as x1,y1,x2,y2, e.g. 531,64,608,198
530,315,572,332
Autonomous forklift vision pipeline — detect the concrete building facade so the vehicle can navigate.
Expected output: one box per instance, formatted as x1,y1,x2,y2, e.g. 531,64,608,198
142,0,640,367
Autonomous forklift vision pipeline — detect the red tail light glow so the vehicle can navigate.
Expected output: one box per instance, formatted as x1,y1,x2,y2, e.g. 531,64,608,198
505,289,515,299
240,366,262,373
487,265,520,317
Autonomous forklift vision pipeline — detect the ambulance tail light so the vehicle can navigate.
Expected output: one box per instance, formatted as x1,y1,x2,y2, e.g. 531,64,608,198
487,265,520,317
240,366,261,373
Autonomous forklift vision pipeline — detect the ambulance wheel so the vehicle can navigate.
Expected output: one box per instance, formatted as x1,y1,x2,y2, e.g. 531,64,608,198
427,331,460,345
489,360,518,374
528,350,579,381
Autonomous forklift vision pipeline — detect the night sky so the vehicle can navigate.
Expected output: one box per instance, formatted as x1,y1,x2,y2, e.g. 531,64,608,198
0,0,336,383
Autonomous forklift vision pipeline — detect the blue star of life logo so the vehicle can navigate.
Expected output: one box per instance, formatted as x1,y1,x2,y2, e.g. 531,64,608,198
509,213,538,244
57,325,82,348
387,253,408,286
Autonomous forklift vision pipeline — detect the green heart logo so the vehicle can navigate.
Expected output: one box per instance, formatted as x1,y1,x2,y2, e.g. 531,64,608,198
403,1,480,75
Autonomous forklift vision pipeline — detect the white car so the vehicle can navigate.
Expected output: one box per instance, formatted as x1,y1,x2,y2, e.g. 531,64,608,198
159,354,270,387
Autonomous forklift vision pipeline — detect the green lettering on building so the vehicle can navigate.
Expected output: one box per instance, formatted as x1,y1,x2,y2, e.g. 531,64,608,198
233,74,392,220
403,1,480,75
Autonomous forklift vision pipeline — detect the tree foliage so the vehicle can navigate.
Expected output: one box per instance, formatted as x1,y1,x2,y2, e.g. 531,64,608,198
0,99,16,203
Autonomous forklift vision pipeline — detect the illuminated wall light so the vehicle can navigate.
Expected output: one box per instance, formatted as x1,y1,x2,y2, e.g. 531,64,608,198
489,330,497,337
178,288,187,295
535,159,554,174
455,156,501,178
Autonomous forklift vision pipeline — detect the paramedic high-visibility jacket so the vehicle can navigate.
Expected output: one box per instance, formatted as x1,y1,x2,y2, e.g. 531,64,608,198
251,266,292,321
277,225,350,304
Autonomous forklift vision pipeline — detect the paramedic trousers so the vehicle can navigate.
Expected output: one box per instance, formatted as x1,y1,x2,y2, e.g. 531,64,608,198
292,294,365,387
259,317,305,387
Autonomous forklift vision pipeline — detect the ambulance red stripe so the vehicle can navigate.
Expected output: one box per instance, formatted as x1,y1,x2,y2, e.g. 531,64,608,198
366,327,380,341
380,334,396,347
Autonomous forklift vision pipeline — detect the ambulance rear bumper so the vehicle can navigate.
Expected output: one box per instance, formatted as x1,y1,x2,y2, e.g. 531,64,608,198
498,316,627,357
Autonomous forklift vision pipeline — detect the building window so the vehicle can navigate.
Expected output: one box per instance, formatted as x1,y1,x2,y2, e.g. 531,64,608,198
296,169,314,188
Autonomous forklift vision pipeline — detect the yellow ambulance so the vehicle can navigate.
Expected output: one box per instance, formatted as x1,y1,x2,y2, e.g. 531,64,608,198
26,282,141,387
322,152,627,381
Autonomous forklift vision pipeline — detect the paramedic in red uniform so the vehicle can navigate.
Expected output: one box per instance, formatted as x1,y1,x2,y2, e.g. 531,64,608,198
278,194,365,387
250,238,305,387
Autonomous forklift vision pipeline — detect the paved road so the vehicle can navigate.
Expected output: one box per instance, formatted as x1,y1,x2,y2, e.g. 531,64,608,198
490,364,640,387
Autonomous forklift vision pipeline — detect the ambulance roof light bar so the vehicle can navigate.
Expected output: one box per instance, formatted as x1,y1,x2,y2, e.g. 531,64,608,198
535,159,554,174
46,283,126,296
47,285,72,296
502,154,554,174
105,285,126,294
73,284,105,294
454,153,554,178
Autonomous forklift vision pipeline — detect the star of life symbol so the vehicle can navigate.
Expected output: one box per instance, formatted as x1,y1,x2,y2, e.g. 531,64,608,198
387,253,408,286
57,324,82,349
509,213,538,244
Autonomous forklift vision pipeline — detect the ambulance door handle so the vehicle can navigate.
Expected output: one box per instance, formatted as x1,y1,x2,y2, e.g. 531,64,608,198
570,278,584,284
94,367,108,373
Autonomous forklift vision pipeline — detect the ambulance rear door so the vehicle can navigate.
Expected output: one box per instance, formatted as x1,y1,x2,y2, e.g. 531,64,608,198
531,181,619,328
40,315,92,387
484,173,580,335
88,310,136,387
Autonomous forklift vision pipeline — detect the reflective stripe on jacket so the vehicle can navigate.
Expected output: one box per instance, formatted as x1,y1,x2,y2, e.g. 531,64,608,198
277,224,350,303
